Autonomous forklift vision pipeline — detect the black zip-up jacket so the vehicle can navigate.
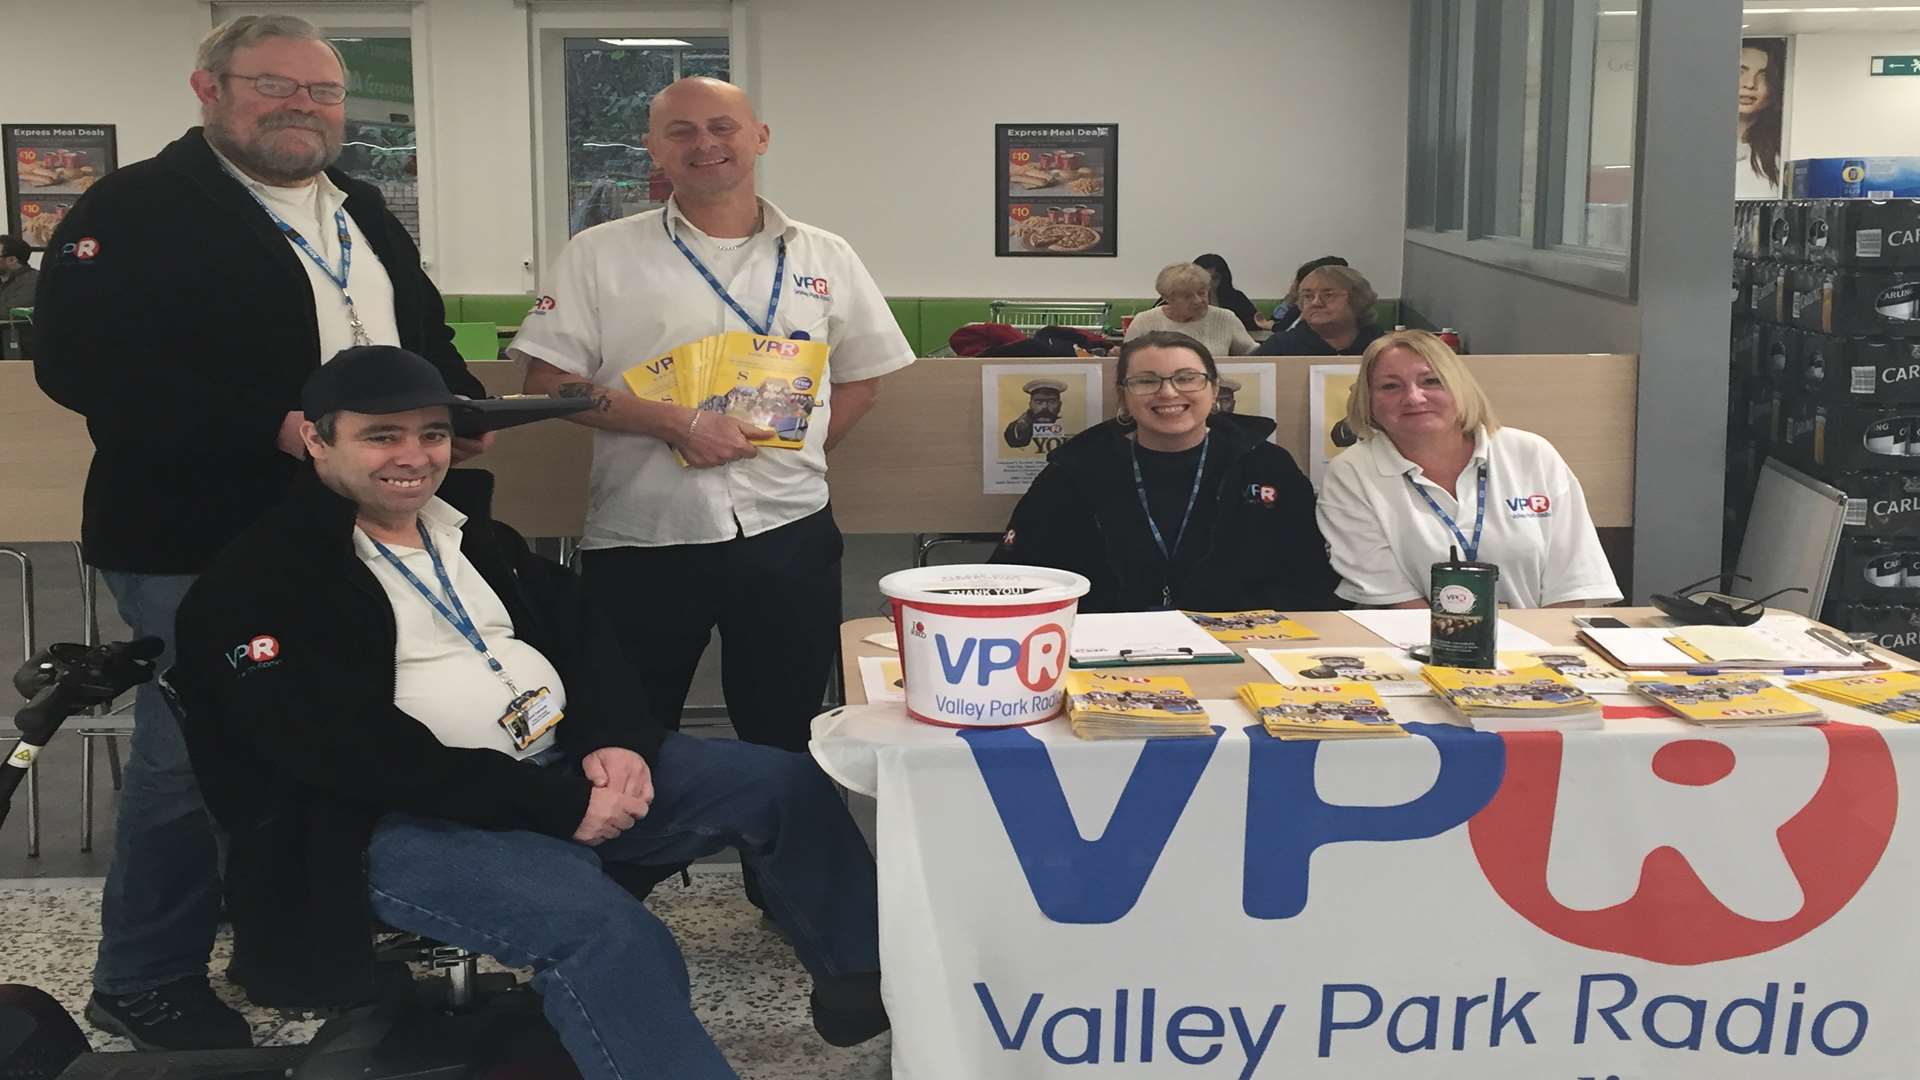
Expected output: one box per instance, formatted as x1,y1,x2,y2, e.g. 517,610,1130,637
1254,320,1385,357
31,127,483,574
991,413,1341,612
169,468,663,1007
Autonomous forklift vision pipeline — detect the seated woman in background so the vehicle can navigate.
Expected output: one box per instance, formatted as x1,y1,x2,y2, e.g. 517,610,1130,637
1256,263,1384,356
993,330,1339,613
1192,253,1268,333
1316,330,1621,609
1270,254,1349,331
1126,263,1257,360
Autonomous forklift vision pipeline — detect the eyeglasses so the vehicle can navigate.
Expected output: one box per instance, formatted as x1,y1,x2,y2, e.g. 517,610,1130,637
1122,370,1214,396
1298,289,1347,304
221,72,348,106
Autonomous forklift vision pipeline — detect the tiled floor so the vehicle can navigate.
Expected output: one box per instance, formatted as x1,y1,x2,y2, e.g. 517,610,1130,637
1,868,890,1077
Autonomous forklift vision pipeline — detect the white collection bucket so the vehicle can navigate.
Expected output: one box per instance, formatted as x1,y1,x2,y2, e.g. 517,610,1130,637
876,564,1091,728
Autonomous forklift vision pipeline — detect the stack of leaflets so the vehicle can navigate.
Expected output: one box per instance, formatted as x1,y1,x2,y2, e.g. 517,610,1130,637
1063,671,1213,739
1183,610,1318,643
1248,648,1426,696
1421,664,1602,732
1497,649,1629,695
1628,673,1824,727
1237,682,1407,741
622,331,830,459
1794,671,1920,723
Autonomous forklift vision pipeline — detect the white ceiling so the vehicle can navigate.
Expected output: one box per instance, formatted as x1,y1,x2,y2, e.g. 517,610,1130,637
1742,8,1920,35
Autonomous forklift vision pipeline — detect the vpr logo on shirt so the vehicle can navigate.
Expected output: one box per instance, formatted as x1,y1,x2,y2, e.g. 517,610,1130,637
227,634,283,675
1244,483,1278,507
1506,493,1552,517
792,274,831,300
527,295,557,316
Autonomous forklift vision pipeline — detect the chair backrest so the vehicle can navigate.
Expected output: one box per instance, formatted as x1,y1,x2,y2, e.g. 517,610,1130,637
1733,457,1848,617
988,300,1113,335
914,532,1005,568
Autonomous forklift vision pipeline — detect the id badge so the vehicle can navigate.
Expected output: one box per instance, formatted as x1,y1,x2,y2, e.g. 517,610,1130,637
498,686,562,751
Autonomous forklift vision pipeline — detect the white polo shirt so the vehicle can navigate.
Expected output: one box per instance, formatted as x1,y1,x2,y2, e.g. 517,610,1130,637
355,498,567,760
211,146,401,363
510,196,915,548
1316,426,1623,609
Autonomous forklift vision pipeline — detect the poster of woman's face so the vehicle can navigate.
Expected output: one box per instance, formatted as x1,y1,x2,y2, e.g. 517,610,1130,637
1738,37,1788,197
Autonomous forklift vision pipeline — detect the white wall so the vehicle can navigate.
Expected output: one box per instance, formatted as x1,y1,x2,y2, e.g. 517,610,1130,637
8,0,1410,300
1785,31,1920,160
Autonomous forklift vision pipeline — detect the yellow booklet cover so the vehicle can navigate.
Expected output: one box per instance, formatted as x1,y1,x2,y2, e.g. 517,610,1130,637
1496,649,1628,694
1184,610,1318,643
1064,671,1206,722
620,348,686,405
1421,664,1597,714
1776,671,1920,722
699,332,830,450
1628,673,1822,724
1238,682,1405,739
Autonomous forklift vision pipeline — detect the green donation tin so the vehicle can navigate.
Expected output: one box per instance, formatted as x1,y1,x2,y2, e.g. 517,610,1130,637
1428,546,1499,669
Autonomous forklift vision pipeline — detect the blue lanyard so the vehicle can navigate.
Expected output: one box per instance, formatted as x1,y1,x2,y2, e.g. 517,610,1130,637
664,212,786,336
1408,464,1488,562
1131,435,1211,565
245,187,371,346
370,522,519,693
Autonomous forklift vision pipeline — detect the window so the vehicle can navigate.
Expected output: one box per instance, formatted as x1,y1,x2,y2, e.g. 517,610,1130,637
333,36,420,242
561,37,729,236
1405,0,1639,296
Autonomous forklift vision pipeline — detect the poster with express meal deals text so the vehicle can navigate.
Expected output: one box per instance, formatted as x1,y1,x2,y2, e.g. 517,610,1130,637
4,124,117,251
997,123,1117,257
982,363,1104,495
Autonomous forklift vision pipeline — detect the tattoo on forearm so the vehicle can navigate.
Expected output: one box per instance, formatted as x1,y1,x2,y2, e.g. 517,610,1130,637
556,381,612,412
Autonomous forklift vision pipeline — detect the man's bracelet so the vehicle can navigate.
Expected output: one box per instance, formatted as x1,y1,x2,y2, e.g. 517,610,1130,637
684,409,702,445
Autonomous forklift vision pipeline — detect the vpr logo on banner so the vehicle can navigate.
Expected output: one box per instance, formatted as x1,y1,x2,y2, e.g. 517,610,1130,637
961,722,1897,962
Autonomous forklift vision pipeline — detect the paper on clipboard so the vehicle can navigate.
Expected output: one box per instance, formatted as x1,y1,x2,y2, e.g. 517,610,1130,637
1069,611,1237,665
1341,609,1554,653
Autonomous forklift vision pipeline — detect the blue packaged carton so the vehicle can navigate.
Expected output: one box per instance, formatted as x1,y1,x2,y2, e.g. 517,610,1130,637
1791,157,1920,200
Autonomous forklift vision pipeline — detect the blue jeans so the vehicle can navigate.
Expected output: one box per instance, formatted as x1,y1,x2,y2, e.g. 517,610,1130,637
94,571,222,996
366,733,880,1080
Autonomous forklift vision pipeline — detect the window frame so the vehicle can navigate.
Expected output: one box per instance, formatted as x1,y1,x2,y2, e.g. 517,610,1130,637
528,3,737,285
208,2,437,267
1404,0,1643,300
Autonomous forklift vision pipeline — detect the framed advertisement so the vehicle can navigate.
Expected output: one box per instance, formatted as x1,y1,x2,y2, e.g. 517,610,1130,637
4,124,118,251
996,123,1116,257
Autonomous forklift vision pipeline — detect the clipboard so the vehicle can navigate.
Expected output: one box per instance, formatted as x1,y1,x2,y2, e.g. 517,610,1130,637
1070,648,1245,670
1067,611,1243,669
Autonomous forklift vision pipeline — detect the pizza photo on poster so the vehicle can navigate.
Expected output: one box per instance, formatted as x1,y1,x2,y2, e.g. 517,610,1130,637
4,124,118,250
996,123,1117,257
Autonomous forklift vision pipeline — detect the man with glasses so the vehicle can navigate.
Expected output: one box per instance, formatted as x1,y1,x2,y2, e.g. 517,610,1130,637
32,14,485,1051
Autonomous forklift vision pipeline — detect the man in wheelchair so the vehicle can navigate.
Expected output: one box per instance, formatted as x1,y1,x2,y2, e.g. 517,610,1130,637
168,346,885,1079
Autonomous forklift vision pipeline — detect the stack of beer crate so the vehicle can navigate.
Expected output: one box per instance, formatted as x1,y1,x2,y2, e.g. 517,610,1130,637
1731,197,1920,657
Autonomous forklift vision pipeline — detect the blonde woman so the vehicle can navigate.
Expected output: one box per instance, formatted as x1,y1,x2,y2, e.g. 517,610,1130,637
1124,262,1257,359
1315,330,1620,609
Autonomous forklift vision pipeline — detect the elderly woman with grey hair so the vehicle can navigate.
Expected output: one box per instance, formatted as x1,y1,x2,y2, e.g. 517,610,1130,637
1124,262,1257,359
1256,263,1384,356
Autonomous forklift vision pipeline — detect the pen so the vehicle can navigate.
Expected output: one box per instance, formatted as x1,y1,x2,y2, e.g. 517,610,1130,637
1687,667,1720,675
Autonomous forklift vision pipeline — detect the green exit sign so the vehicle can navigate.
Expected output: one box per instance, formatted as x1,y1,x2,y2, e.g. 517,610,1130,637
1871,55,1920,76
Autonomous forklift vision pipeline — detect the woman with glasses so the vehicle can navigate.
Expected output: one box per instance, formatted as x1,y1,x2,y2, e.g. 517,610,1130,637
1125,262,1258,360
993,330,1339,613
1316,330,1621,609
1256,264,1384,356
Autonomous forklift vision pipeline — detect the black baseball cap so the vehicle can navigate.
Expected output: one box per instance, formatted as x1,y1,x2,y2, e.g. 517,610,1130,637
302,345,476,421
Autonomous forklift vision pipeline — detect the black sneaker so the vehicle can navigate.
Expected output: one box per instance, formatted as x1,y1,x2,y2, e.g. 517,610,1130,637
85,975,253,1051
810,971,889,1047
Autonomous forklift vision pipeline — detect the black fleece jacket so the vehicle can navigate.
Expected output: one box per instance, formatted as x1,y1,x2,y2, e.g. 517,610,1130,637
169,467,663,1007
31,127,482,573
991,413,1341,612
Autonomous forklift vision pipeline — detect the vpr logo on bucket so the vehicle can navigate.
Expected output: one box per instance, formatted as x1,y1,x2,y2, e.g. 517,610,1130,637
937,624,1067,690
962,722,1896,962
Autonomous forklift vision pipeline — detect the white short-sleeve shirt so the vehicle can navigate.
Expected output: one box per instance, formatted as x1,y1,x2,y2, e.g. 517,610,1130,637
355,498,567,760
1316,426,1623,608
509,196,915,548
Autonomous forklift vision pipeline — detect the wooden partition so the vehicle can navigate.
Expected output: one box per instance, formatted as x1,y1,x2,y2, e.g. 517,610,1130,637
0,354,1636,544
